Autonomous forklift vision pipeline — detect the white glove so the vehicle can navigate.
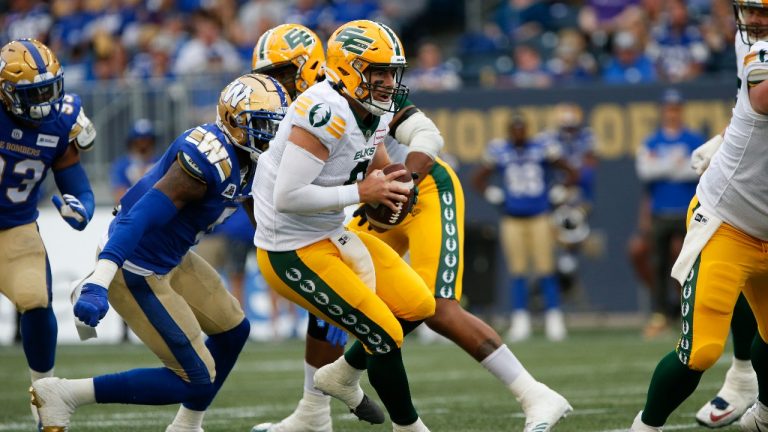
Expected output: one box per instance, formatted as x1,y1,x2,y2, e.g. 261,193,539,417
691,134,724,176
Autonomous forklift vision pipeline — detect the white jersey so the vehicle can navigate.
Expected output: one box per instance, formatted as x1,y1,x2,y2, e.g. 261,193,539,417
253,80,393,251
697,37,768,240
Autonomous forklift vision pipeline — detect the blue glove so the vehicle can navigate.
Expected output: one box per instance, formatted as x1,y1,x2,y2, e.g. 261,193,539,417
74,282,109,327
52,194,90,231
318,319,348,347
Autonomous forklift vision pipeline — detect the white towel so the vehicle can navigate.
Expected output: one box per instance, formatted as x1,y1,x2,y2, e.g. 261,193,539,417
70,273,98,341
670,205,722,286
330,230,377,293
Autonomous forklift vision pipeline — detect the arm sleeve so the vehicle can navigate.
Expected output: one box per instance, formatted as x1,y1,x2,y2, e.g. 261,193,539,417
53,163,94,218
392,109,444,160
744,41,768,85
273,142,360,214
98,188,179,266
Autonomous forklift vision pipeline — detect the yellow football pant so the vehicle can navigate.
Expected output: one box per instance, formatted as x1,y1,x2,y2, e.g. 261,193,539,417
0,222,51,311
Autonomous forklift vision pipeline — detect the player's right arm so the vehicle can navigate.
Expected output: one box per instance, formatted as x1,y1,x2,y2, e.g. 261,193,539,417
74,148,208,327
273,126,409,214
389,103,443,184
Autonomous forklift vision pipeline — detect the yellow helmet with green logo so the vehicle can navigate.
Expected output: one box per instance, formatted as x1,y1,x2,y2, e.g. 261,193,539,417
733,0,768,45
325,20,408,116
252,24,325,98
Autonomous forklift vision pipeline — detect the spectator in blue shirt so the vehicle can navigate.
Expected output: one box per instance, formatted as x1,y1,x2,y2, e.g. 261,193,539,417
602,31,656,84
110,119,159,205
647,0,709,82
635,89,702,339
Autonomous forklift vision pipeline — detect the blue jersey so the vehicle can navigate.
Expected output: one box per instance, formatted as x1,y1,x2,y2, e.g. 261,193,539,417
644,127,702,215
536,128,596,202
0,93,86,229
484,139,557,217
111,123,251,274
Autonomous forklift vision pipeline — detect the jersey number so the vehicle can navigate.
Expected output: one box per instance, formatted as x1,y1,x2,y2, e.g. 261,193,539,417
0,155,45,203
344,160,370,185
504,163,544,197
60,94,75,115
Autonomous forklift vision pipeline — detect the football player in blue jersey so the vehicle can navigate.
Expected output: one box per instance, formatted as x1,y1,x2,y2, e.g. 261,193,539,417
0,38,96,425
29,73,290,432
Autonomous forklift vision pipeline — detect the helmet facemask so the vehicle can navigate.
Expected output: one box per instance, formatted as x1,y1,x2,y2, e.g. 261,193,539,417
353,63,409,117
2,70,63,122
734,1,768,46
233,107,286,161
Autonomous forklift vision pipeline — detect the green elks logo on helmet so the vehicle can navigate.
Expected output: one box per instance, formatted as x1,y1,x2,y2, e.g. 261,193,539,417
335,27,374,55
283,28,315,50
309,103,332,127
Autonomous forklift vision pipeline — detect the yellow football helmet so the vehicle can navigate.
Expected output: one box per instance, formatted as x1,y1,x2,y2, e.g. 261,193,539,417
0,38,64,122
252,24,325,98
216,73,291,161
734,0,768,45
326,20,408,116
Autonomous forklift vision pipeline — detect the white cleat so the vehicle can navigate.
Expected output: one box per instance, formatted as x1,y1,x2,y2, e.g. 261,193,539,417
313,358,384,424
544,309,567,342
630,411,663,431
508,311,532,343
29,378,77,432
165,425,204,432
393,417,430,431
696,366,758,428
519,382,572,431
739,402,768,432
251,394,332,432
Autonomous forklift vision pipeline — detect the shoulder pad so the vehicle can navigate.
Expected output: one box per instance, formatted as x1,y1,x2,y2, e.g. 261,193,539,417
178,126,232,185
293,93,348,145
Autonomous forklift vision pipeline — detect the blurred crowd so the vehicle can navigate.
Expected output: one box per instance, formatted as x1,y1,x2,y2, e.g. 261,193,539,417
0,0,737,91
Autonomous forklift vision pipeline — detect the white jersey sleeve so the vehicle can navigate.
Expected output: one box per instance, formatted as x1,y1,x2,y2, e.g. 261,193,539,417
743,40,768,86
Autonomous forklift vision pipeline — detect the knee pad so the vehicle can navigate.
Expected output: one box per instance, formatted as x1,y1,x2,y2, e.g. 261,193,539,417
411,296,436,322
687,342,725,371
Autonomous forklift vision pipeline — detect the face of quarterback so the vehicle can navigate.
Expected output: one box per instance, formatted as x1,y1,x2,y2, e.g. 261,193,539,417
366,67,397,103
741,5,768,42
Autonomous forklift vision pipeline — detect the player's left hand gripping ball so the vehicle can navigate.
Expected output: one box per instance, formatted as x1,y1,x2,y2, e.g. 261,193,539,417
74,282,109,327
52,194,91,231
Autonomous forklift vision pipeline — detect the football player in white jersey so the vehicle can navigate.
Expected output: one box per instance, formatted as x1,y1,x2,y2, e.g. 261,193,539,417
252,20,434,432
630,1,768,431
690,3,760,427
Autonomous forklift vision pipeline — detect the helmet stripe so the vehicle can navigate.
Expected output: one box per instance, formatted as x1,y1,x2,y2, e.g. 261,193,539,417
266,75,288,107
258,29,274,61
378,23,401,57
19,39,47,75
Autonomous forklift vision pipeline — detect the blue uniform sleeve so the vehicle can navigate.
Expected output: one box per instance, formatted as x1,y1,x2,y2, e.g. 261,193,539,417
53,163,94,219
99,188,179,266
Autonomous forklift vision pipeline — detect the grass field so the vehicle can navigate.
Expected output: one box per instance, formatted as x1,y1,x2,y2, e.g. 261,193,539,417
0,328,744,431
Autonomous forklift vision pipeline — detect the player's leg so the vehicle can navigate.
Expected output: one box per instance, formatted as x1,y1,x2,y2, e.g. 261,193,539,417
258,240,434,429
529,213,566,341
0,223,57,426
165,251,251,431
32,267,219,430
737,275,768,430
631,222,750,430
500,216,532,341
696,292,758,427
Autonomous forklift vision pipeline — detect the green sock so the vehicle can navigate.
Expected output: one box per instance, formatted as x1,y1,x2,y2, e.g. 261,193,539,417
344,341,367,370
367,347,418,425
344,319,423,370
751,336,768,405
642,351,703,427
732,294,758,360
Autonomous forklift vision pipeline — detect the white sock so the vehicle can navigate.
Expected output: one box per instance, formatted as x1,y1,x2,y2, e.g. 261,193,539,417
732,357,754,374
334,356,362,383
66,378,97,407
480,345,525,387
171,405,205,429
508,369,538,399
304,361,325,397
30,368,54,383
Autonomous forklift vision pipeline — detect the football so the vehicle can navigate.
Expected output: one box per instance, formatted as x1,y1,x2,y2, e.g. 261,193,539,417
364,163,415,230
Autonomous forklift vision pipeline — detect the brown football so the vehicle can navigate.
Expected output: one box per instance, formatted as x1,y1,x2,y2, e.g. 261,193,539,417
364,163,415,230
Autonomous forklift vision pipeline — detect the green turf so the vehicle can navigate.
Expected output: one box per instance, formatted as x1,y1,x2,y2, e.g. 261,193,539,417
0,328,743,431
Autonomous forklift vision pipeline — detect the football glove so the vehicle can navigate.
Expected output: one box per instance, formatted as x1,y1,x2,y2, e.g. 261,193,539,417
691,134,723,176
318,319,348,347
52,194,90,231
73,282,109,327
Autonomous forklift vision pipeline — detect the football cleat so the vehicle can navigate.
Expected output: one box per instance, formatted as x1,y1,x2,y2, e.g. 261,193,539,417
695,365,758,428
545,309,567,342
30,378,77,432
508,311,532,343
630,411,663,431
165,425,203,432
251,393,332,432
739,402,768,431
314,360,385,424
392,417,430,431
518,382,572,432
